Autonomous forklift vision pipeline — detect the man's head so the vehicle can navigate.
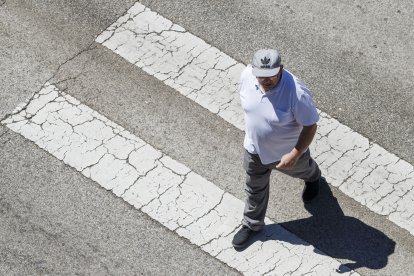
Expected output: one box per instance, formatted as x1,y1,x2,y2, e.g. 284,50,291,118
252,49,283,91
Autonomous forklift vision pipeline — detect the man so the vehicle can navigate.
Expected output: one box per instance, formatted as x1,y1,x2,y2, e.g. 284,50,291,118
232,49,322,248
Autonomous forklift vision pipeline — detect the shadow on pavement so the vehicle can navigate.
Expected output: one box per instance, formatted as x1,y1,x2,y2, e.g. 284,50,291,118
236,178,396,273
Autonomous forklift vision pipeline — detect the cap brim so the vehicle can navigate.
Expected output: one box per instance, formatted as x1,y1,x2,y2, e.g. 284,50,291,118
252,67,280,77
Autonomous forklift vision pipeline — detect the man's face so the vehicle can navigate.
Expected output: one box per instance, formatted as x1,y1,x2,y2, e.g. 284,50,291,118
256,65,283,92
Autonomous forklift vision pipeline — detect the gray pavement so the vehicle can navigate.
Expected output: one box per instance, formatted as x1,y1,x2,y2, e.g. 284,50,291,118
0,0,135,121
1,0,413,275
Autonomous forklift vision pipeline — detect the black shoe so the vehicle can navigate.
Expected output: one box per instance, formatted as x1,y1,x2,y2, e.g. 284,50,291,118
302,178,320,203
232,226,255,248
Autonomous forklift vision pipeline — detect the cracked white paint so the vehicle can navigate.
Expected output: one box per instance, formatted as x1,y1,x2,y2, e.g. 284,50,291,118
2,83,357,275
96,2,414,236
95,3,244,130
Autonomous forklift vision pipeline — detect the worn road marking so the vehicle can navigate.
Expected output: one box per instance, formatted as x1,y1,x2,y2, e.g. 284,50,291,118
95,2,414,235
2,83,357,275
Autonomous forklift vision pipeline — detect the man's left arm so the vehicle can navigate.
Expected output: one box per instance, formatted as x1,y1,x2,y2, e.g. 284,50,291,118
276,124,317,169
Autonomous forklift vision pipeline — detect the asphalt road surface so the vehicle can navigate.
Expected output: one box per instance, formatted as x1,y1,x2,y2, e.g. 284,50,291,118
1,0,413,275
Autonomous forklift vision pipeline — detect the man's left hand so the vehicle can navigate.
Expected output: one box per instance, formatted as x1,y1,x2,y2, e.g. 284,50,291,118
276,151,300,170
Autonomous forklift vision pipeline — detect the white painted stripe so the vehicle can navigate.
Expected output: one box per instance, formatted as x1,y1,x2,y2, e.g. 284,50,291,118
95,2,414,235
2,83,358,275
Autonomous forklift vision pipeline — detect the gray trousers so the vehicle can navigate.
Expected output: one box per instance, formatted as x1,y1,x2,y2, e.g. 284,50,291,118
242,149,321,231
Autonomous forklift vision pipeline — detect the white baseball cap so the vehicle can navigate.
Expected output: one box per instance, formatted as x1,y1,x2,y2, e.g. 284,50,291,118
252,49,282,77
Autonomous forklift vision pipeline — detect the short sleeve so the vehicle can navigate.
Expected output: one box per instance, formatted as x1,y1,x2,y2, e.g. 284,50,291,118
292,92,319,126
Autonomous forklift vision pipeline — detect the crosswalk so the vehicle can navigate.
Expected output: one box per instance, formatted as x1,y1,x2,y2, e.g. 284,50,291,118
94,2,414,235
1,1,413,275
2,83,357,275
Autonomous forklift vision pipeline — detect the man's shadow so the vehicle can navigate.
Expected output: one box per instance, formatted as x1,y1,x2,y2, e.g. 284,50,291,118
238,178,396,273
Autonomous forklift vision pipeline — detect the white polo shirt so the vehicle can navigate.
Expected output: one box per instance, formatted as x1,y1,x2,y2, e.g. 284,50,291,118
240,65,319,165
